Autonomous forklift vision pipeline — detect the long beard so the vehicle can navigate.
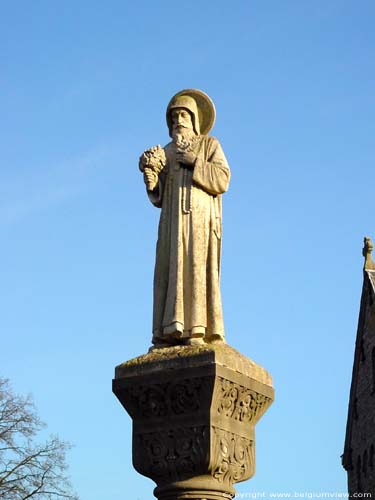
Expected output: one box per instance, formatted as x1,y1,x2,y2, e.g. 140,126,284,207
172,127,197,150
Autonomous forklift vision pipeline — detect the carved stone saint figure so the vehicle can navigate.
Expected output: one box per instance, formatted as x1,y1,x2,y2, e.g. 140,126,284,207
139,89,230,347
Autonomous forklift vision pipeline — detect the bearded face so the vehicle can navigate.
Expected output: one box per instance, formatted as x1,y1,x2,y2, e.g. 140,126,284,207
170,108,197,149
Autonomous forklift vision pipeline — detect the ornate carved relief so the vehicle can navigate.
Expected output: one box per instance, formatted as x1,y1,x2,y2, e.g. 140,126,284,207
125,377,208,419
216,377,271,423
170,381,202,415
211,427,254,484
126,376,267,486
133,426,209,482
134,424,255,486
113,353,274,498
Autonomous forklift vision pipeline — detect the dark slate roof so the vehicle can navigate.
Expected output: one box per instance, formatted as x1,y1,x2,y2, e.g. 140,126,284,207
342,270,375,471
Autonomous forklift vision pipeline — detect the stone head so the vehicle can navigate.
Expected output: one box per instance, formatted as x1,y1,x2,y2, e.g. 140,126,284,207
170,108,195,136
167,95,200,137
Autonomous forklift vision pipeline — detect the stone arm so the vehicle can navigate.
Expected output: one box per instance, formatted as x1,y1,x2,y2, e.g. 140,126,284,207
146,172,165,209
192,137,230,195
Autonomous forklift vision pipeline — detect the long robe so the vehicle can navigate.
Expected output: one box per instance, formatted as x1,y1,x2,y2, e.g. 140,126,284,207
148,135,230,343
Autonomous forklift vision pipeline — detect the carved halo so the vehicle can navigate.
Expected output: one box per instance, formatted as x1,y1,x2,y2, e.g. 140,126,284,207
166,88,216,136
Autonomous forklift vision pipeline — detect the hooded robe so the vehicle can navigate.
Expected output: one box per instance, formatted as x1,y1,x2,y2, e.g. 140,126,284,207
147,134,230,343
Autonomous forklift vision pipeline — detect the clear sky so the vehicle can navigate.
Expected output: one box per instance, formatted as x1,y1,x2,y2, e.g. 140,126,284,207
1,1,374,498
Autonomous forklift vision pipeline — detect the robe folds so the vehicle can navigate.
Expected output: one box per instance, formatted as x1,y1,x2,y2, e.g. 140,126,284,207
148,135,230,343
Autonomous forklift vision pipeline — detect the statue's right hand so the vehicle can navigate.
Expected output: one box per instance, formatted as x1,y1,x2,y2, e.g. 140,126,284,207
143,169,158,191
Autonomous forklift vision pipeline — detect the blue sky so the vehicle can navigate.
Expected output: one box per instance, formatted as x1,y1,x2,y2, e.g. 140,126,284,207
1,1,374,498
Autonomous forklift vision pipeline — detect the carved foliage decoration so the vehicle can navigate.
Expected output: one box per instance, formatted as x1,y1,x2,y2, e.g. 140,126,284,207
133,426,209,483
125,377,207,419
211,427,254,484
216,377,271,423
116,372,272,489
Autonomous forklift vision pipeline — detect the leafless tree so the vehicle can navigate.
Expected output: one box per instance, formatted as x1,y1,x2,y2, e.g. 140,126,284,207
0,377,78,500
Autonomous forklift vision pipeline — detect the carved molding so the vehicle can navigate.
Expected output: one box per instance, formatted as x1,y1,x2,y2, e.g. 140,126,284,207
124,377,209,419
133,426,209,482
134,424,254,487
216,377,271,424
123,375,271,424
211,427,254,484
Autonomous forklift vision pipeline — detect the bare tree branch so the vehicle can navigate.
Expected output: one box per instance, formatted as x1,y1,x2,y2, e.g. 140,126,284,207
0,378,78,500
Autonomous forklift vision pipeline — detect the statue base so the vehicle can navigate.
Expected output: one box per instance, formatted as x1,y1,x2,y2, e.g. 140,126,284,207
113,343,274,499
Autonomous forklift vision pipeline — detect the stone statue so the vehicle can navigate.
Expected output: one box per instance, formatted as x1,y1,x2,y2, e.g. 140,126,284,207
139,89,231,347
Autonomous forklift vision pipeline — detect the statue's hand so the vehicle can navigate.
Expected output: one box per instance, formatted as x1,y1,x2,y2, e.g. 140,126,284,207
144,168,158,191
139,145,166,174
176,150,196,168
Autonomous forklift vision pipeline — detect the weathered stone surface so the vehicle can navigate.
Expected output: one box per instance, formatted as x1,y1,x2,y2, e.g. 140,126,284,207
113,344,274,500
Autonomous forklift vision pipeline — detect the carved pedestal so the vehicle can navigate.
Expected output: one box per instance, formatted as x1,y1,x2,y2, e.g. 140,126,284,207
113,344,274,500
